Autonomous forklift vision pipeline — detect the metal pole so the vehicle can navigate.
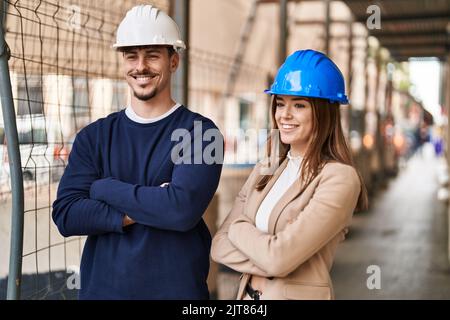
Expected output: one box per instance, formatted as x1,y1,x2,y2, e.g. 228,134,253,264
445,56,450,174
172,0,189,107
223,0,258,98
373,48,385,185
279,0,288,66
220,0,258,129
364,36,369,112
445,54,450,265
342,18,353,139
1,0,6,25
324,0,330,55
0,0,25,300
439,60,446,109
347,19,353,103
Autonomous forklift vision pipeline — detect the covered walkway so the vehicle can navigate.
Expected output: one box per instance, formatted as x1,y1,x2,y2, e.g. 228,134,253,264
332,144,450,299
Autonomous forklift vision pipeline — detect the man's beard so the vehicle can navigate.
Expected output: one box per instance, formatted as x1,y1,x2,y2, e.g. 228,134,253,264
128,70,160,101
133,86,157,101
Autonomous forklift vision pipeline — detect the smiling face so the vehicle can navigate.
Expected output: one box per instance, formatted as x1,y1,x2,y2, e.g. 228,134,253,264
122,45,178,101
274,95,314,156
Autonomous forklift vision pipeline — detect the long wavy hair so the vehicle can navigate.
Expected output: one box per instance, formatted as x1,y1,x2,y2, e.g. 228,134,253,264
256,95,368,212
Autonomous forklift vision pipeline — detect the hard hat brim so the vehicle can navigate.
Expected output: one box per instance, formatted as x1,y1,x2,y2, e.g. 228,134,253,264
112,42,186,51
264,89,349,105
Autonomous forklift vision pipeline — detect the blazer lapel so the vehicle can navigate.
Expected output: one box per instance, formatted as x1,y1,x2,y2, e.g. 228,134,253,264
267,163,325,234
245,158,288,222
267,176,303,234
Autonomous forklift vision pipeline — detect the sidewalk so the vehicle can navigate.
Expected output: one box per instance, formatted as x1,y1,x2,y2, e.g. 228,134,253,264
331,144,450,299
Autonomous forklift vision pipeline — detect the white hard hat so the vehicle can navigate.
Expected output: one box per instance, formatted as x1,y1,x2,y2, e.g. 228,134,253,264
113,4,186,51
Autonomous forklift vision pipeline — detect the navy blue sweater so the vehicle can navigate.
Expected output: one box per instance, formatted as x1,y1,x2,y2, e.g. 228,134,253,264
52,106,223,299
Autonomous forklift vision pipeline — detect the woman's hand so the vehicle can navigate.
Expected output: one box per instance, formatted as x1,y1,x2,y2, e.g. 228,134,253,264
232,212,255,225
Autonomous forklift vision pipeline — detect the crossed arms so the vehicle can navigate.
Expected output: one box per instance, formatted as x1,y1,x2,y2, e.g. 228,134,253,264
211,163,360,278
52,124,222,237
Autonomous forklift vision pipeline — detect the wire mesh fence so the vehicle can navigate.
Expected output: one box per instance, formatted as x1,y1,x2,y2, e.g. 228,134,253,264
0,0,440,301
0,0,169,300
0,0,274,299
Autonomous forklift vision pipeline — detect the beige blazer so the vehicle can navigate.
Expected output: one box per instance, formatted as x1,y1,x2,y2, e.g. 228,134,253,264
211,158,361,300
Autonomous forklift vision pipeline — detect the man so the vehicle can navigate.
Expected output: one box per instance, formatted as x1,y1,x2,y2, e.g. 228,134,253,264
52,4,223,299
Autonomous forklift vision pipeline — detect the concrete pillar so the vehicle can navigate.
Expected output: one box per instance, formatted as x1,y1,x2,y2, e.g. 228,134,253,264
444,54,450,264
279,0,288,66
172,0,189,106
342,18,354,140
323,0,330,55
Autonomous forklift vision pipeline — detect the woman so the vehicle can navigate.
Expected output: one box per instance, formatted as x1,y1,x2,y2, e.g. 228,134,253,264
211,49,368,300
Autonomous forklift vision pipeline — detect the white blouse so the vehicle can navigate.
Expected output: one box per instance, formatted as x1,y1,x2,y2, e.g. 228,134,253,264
255,151,303,233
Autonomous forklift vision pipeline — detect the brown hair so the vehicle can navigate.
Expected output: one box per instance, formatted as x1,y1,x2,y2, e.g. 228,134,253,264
256,96,368,212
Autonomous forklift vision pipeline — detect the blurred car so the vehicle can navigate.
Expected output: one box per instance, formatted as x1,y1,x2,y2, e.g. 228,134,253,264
0,114,71,192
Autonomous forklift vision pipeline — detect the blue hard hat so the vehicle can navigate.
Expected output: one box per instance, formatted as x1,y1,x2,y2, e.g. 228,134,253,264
265,49,349,104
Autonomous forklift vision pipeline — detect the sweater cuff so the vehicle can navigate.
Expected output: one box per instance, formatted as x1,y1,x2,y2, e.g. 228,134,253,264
110,208,125,234
90,178,125,234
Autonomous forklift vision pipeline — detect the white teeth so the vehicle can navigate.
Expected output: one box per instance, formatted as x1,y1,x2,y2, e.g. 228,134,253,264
281,124,298,129
136,76,151,81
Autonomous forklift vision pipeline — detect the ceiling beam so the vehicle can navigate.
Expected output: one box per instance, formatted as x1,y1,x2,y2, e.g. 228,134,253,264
392,55,446,61
385,43,447,49
380,38,448,46
389,48,448,57
372,31,448,38
354,12,450,23
295,19,347,25
258,0,310,3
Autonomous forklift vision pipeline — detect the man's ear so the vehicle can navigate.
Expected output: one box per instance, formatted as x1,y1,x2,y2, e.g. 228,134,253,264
170,52,180,72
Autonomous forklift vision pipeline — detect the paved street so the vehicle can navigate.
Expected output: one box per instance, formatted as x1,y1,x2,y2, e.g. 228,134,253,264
332,145,450,299
1,145,450,299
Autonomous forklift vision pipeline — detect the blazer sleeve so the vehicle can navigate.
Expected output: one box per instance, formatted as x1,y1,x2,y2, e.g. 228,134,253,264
227,164,361,277
211,162,271,277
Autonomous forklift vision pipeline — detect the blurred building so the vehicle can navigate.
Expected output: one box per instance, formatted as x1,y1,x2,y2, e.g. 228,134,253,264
0,0,447,300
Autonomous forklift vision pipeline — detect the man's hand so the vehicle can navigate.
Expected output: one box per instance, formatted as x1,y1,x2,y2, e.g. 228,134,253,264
122,215,136,227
